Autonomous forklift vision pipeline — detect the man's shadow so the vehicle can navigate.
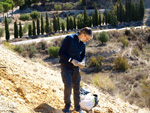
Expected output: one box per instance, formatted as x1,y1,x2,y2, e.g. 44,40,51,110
34,103,62,113
34,103,74,113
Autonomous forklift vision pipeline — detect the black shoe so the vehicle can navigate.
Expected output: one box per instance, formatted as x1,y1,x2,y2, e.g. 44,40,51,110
62,104,71,113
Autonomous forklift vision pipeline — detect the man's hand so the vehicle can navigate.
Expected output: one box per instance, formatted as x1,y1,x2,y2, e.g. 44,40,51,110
71,59,85,69
71,59,79,67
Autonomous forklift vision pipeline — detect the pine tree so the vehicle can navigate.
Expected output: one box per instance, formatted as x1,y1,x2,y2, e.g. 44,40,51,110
66,15,69,31
5,16,9,42
19,22,23,38
46,12,49,34
32,20,36,36
41,14,44,35
62,22,65,32
73,16,76,30
140,0,145,20
37,18,40,35
94,4,98,26
28,24,32,36
53,14,57,32
14,21,18,38
57,15,60,32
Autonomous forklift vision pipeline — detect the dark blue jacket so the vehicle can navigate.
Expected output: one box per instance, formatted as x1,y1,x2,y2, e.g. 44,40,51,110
58,33,86,67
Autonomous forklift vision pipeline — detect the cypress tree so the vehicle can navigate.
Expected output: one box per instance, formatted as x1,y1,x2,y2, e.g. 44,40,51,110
49,20,53,34
84,6,89,27
28,24,32,36
53,14,57,32
92,13,95,27
41,14,44,35
117,1,120,22
103,15,105,25
14,21,18,38
70,17,73,30
94,4,98,26
32,20,36,36
135,2,140,21
62,22,65,32
66,15,69,31
5,16,10,42
99,12,101,26
46,12,49,34
19,22,23,38
120,0,124,23
37,18,40,35
73,16,76,29
57,15,60,32
140,0,145,20
104,8,108,25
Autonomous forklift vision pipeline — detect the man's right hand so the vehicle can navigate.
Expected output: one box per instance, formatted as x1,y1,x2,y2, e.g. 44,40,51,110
71,59,79,67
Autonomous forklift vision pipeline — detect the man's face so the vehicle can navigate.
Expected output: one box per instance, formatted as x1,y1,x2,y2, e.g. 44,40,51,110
81,33,91,42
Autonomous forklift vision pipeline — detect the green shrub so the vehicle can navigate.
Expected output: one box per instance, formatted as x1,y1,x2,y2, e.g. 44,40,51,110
23,23,30,34
125,29,131,36
48,46,60,58
2,17,12,24
98,31,109,44
3,41,15,50
30,11,40,20
65,2,73,10
113,56,129,71
0,28,4,38
141,77,150,108
120,36,129,48
14,45,24,54
92,74,114,92
29,45,38,58
89,55,103,68
132,47,140,56
19,14,32,21
54,4,62,11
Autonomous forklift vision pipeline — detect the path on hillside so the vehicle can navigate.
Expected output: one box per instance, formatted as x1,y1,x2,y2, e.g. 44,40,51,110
10,26,147,45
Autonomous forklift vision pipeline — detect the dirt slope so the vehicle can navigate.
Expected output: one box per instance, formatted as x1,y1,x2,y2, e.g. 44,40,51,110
0,45,149,113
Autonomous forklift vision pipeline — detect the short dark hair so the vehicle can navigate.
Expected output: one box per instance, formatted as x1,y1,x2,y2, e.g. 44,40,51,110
79,27,93,39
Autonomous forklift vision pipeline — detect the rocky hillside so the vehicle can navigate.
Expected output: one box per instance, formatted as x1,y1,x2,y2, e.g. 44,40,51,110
0,45,150,113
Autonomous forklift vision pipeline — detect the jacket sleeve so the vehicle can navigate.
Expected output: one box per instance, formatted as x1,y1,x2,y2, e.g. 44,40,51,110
58,36,72,61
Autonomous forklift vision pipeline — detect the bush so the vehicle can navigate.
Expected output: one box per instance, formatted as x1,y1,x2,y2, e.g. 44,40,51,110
19,14,32,21
23,23,30,34
48,46,60,58
54,4,62,11
30,11,40,20
141,77,150,108
2,17,12,25
113,56,129,71
120,36,129,48
0,28,4,38
14,45,24,54
98,31,109,44
28,45,38,58
65,2,73,10
92,73,114,92
3,41,15,50
132,47,140,56
89,55,103,68
125,29,131,36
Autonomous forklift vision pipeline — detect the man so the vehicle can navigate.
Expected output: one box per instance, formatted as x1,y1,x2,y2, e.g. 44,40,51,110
58,27,93,113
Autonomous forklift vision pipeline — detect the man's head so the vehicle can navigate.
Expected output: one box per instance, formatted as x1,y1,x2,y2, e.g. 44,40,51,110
78,27,93,43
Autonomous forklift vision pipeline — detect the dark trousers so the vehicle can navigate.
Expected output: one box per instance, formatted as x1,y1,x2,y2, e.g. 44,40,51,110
60,64,81,110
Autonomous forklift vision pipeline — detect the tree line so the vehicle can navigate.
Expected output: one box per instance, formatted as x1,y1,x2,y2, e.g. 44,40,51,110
4,0,145,41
